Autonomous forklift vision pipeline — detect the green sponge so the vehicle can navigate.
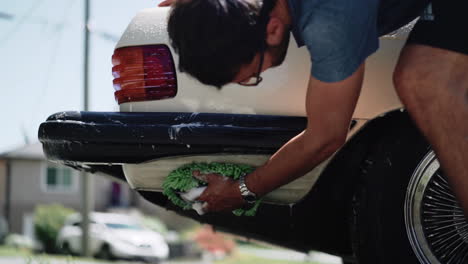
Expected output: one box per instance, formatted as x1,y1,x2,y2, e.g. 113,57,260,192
162,162,262,216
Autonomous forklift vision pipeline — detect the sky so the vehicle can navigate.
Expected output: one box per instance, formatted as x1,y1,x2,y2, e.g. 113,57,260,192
0,0,162,153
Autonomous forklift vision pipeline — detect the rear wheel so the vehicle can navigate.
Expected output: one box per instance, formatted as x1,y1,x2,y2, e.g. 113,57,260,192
406,151,468,264
351,120,468,264
142,257,161,264
96,244,114,260
61,242,73,256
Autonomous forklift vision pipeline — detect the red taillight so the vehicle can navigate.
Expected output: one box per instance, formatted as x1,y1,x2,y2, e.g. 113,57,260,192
112,45,177,104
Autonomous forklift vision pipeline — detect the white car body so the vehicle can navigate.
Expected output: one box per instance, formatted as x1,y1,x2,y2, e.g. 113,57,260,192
117,8,404,118
118,7,407,204
57,212,169,260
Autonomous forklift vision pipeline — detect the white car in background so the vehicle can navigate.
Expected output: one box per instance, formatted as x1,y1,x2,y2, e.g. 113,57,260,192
39,3,467,264
57,212,169,262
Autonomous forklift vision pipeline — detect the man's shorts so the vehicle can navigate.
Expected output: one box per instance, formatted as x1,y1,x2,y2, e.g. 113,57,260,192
407,0,468,56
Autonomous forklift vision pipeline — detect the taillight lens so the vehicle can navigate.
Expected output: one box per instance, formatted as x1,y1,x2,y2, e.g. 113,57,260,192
112,45,177,104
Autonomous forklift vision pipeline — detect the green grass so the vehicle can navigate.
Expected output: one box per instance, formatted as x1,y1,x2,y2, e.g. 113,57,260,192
0,246,105,263
0,246,31,257
0,246,327,264
215,251,323,264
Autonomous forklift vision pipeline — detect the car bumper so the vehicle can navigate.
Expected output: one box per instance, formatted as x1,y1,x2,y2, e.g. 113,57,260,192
38,111,359,257
39,111,307,164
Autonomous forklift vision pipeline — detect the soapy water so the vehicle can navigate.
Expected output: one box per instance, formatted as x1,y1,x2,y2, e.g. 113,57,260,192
382,19,418,39
168,122,204,140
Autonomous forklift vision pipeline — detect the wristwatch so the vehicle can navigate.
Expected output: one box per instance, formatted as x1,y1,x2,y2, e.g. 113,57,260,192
239,174,257,204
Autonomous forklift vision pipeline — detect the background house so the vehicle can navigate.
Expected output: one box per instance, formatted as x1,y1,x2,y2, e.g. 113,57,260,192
0,143,195,239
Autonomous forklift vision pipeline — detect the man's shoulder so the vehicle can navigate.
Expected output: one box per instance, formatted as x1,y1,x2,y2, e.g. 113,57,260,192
288,0,380,83
290,0,379,46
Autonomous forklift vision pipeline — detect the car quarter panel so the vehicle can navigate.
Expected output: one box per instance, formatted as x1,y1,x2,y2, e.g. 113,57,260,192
116,8,407,119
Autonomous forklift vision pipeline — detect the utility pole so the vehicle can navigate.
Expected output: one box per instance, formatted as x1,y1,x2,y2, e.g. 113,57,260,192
81,0,93,257
4,160,11,234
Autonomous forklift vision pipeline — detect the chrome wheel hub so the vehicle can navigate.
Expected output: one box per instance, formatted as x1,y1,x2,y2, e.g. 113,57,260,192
405,151,468,264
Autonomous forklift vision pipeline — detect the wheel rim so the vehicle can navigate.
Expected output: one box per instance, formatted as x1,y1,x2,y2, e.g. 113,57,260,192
405,151,468,264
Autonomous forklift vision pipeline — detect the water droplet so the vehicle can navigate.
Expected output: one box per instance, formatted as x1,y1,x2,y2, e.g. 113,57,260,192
289,204,295,229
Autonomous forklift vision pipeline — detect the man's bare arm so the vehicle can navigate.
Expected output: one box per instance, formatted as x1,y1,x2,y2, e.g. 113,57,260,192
196,63,366,212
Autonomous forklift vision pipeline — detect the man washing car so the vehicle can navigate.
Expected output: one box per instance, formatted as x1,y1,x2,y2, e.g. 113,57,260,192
158,0,468,217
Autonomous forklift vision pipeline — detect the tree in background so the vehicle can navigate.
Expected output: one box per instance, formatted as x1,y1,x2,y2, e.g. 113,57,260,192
34,204,75,253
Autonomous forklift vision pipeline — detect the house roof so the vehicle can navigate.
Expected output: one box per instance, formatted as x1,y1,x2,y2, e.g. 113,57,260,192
0,143,46,160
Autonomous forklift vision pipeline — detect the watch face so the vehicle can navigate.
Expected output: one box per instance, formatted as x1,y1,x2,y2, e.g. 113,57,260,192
245,194,256,203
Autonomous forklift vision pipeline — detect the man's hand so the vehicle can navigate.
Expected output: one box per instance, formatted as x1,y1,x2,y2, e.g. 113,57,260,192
192,171,245,213
158,0,176,7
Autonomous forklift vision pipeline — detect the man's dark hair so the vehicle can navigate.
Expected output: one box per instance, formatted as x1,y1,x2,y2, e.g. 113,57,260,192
168,0,277,88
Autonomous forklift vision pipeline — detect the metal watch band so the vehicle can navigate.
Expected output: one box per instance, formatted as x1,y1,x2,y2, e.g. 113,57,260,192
239,174,257,204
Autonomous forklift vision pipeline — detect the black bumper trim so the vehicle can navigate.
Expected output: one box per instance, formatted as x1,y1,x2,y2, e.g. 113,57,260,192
39,111,308,163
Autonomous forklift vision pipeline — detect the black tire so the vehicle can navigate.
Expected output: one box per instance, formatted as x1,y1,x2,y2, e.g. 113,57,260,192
61,242,73,256
142,257,161,264
351,114,468,264
351,115,430,264
96,244,114,260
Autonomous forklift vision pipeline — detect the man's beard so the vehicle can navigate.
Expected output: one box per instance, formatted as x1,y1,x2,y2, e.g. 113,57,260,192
269,31,290,67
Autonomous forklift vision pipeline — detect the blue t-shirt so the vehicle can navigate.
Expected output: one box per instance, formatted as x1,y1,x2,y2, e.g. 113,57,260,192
288,0,429,83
